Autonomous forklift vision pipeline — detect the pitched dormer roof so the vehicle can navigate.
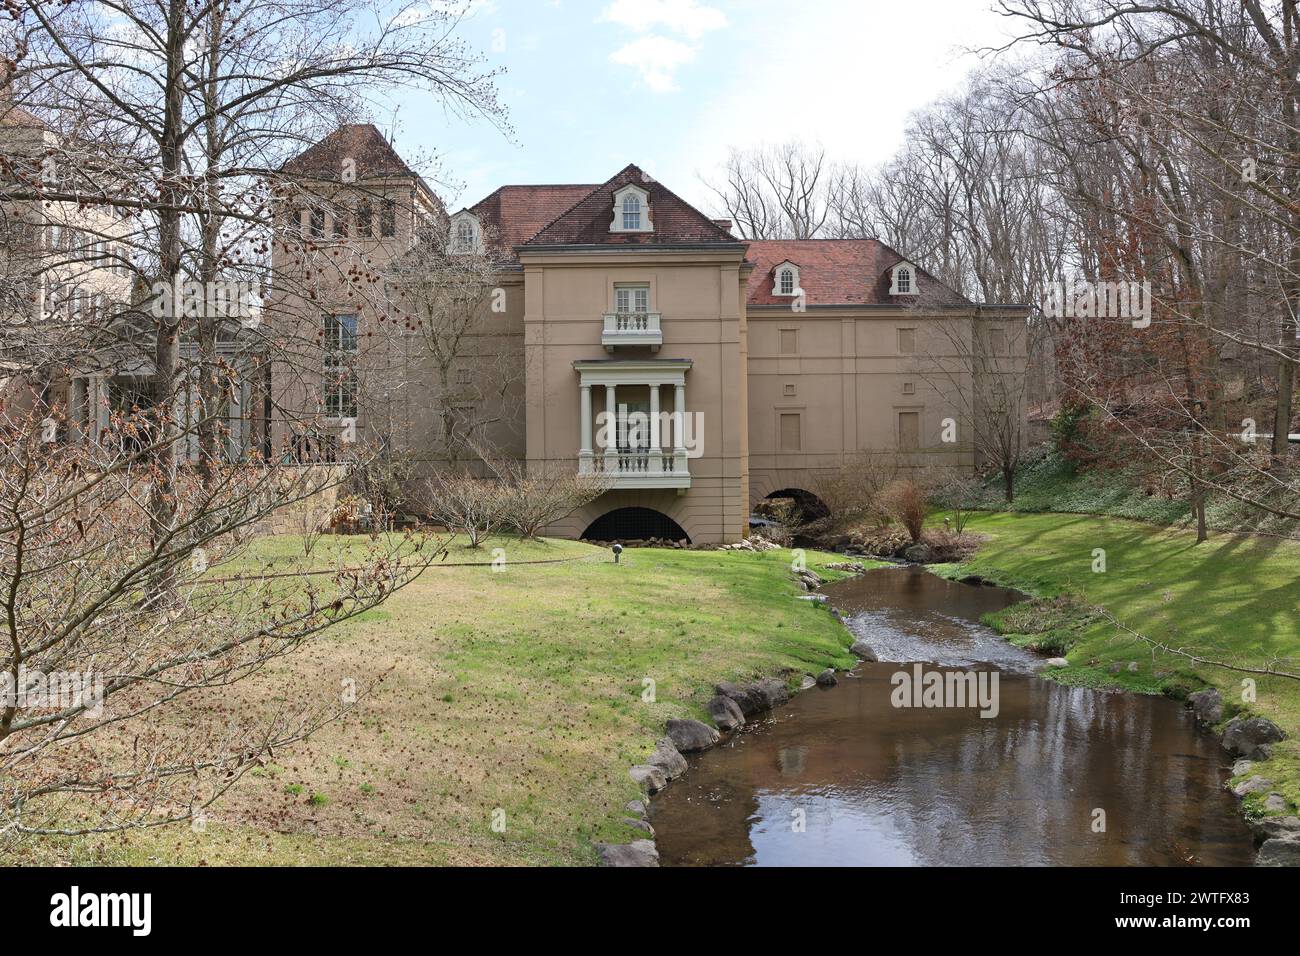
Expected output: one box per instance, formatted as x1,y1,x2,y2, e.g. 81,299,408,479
745,239,970,307
524,164,739,247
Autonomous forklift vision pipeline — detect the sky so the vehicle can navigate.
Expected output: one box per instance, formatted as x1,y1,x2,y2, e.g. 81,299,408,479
383,0,1024,214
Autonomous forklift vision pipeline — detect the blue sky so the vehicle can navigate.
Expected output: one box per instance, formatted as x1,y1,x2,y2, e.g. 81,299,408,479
383,0,1020,213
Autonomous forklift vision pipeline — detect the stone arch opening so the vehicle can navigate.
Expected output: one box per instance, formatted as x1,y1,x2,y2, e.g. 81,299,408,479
581,507,691,544
761,488,831,523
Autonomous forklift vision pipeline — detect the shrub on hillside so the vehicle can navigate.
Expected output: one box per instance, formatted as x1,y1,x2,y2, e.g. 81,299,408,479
882,479,927,542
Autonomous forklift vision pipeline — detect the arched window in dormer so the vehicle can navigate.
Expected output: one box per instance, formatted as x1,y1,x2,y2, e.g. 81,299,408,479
622,194,641,231
771,260,800,297
889,261,920,296
448,211,483,255
610,185,652,233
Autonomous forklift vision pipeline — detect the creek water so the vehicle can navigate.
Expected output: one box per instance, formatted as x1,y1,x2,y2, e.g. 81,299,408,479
648,566,1255,866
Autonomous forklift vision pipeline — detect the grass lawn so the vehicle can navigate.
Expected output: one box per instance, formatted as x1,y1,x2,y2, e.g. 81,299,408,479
936,511,1300,816
15,535,870,866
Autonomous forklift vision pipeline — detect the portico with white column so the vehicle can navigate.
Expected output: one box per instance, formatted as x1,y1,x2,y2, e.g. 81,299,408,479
573,359,692,491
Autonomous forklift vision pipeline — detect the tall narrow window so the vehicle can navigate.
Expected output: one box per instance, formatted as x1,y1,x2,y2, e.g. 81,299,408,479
898,411,920,450
896,267,912,294
779,268,795,295
455,218,475,253
309,207,325,238
622,193,641,230
323,313,358,418
779,328,798,354
898,327,916,354
380,199,396,237
356,202,373,238
779,413,802,452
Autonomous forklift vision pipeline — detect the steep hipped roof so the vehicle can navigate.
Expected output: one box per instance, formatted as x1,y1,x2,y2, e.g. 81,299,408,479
281,123,414,180
745,239,971,308
467,184,598,253
524,164,738,247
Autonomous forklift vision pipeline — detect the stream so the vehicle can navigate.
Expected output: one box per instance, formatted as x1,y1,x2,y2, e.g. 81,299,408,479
648,566,1256,866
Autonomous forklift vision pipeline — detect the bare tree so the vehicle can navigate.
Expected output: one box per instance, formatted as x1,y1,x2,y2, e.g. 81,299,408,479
703,141,832,239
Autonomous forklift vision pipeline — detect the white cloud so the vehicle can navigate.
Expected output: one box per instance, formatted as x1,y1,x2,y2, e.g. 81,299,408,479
609,35,697,93
599,0,727,41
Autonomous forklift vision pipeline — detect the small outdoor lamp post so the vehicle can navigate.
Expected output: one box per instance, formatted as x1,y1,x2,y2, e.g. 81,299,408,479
612,543,623,564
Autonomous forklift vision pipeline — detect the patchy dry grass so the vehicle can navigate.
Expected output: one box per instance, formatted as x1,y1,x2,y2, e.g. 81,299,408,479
15,535,871,866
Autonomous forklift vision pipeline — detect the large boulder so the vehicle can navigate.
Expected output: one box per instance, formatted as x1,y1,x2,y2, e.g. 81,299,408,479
1230,774,1274,798
753,678,790,710
850,639,878,662
596,840,660,867
706,694,745,732
1187,687,1223,727
1256,837,1300,867
1249,815,1300,842
1222,716,1286,759
715,681,764,717
623,817,655,837
628,764,667,794
647,737,688,778
816,668,838,687
665,718,720,753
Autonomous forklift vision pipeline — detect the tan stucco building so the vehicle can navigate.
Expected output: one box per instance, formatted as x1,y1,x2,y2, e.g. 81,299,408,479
270,126,1028,544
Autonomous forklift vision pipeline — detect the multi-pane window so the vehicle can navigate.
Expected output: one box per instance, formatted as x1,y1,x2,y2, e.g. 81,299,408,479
779,268,795,295
622,194,641,230
380,199,396,237
896,267,912,293
454,219,476,253
356,202,373,238
323,313,358,418
309,207,325,238
615,284,649,314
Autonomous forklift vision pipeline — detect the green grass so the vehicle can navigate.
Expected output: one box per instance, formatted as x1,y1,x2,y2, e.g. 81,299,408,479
15,535,880,867
936,510,1300,814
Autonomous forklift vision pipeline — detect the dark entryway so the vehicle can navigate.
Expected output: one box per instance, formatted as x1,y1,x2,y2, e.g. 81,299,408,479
581,507,690,543
763,488,830,523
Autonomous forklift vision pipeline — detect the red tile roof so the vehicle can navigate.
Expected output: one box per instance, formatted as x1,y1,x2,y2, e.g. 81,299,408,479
468,184,598,254
524,164,738,247
745,239,970,308
281,124,414,180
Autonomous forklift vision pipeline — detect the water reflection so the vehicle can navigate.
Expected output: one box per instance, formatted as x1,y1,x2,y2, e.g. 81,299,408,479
649,567,1254,866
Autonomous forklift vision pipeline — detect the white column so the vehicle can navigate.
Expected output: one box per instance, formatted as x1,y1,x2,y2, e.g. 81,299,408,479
673,380,688,474
579,383,593,458
603,384,618,469
648,383,662,474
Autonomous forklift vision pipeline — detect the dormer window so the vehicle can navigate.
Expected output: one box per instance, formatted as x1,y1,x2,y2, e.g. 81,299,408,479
890,262,919,296
610,184,652,233
772,260,801,297
448,211,483,254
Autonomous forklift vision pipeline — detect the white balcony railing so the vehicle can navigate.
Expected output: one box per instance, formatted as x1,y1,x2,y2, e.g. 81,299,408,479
601,311,662,352
578,446,690,490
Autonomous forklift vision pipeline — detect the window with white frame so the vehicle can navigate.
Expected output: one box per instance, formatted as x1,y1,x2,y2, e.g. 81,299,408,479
450,212,482,254
610,185,652,233
890,262,919,296
614,283,650,314
323,313,358,418
772,261,800,296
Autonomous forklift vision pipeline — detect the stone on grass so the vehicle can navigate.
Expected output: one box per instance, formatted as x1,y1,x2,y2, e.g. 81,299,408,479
850,639,878,662
799,674,817,690
596,840,659,867
647,737,688,779
1232,759,1254,777
1187,688,1223,727
665,718,720,753
1256,838,1300,867
1222,716,1286,760
1249,815,1300,842
715,681,764,717
625,800,646,817
629,764,667,794
753,678,790,710
1264,793,1288,813
816,668,837,687
1045,657,1069,668
1230,775,1273,798
623,817,655,837
706,694,745,732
